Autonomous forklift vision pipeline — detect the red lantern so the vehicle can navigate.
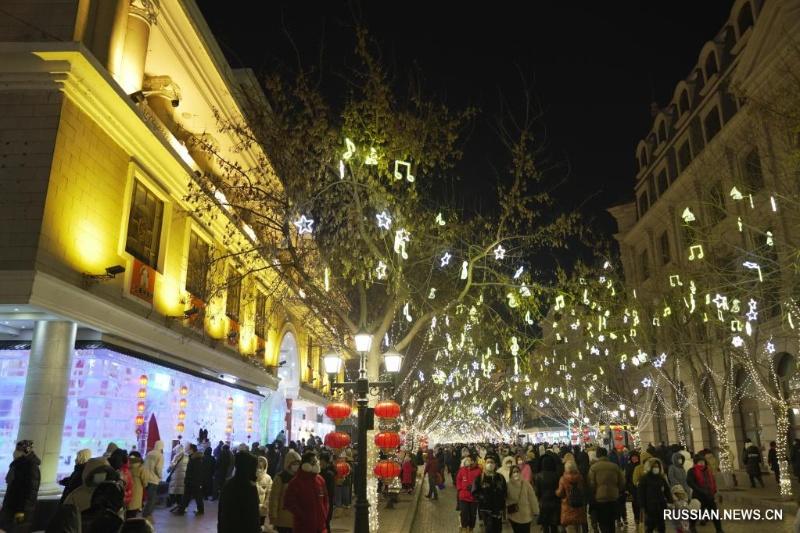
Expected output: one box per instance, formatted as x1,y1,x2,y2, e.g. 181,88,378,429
373,459,401,479
325,402,352,424
136,401,145,413
135,415,145,426
374,431,401,451
335,460,351,479
374,400,400,420
324,431,351,450
139,374,148,386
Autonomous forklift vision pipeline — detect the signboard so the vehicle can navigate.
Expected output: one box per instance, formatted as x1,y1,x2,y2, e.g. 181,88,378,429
130,259,156,304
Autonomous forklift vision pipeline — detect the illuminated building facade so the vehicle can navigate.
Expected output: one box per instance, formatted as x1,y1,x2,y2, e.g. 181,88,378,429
0,0,335,491
610,0,800,464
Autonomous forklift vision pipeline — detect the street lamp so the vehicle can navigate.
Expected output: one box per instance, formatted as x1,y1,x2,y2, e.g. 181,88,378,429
326,331,401,533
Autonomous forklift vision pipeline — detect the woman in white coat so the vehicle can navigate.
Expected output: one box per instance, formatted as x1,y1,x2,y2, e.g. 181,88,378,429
256,456,275,532
506,464,540,533
168,444,188,509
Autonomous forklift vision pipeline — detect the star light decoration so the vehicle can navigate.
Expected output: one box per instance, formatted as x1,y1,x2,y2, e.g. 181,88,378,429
440,252,452,267
493,245,506,261
376,211,392,230
293,215,314,235
375,261,387,280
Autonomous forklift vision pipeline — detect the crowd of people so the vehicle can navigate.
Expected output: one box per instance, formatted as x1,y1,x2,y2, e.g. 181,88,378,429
0,430,355,533
418,440,738,533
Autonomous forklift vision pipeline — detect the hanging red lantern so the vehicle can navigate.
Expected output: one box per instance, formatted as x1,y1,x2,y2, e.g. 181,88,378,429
139,374,149,386
137,388,147,399
180,385,189,396
335,460,351,479
178,410,186,421
373,459,401,479
135,415,145,426
374,431,401,451
137,401,145,413
325,402,352,424
374,400,400,419
324,431,351,450
179,398,187,408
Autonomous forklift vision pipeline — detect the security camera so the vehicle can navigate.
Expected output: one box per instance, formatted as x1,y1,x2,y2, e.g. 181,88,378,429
171,99,180,108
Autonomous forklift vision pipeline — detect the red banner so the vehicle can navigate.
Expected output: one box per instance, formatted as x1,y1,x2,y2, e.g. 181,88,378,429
130,259,156,304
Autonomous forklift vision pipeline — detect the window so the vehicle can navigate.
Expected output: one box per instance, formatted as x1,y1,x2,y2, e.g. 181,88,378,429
679,91,690,116
659,231,671,265
638,192,650,219
743,148,764,191
255,292,268,339
639,249,650,281
225,268,241,321
690,116,705,155
126,179,164,268
639,149,649,171
703,107,722,141
678,141,692,172
185,231,210,299
705,53,719,78
656,170,668,197
738,3,754,36
658,122,667,145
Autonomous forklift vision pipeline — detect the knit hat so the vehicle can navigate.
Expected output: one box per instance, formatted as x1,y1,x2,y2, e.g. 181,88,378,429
671,484,687,496
15,440,33,455
301,451,318,465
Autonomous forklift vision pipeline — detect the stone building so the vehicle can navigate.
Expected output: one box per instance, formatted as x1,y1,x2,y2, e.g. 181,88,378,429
609,0,800,465
0,0,337,494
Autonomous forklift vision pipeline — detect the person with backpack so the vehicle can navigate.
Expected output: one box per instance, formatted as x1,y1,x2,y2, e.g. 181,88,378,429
556,461,587,533
587,447,625,533
744,439,764,488
470,454,507,533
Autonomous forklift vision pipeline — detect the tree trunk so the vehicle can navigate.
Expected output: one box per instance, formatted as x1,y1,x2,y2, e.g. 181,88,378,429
771,402,794,497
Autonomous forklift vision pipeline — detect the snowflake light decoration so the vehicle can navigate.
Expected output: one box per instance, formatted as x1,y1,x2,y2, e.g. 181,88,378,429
731,336,744,348
641,377,652,388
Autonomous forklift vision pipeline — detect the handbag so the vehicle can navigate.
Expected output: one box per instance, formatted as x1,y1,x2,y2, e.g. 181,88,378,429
506,482,522,514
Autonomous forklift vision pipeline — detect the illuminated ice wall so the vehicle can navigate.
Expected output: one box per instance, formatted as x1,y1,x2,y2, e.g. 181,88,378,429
0,347,266,482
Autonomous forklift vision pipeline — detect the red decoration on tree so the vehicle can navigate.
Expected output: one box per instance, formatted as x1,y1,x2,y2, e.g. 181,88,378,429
374,400,401,419
335,460,351,479
374,431,401,451
324,431,351,450
373,459,401,479
325,402,352,424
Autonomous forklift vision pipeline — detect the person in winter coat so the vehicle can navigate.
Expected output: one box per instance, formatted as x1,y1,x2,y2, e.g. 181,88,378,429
63,456,119,512
168,444,188,507
319,452,336,532
498,456,515,482
255,456,273,530
668,452,691,498
109,448,133,510
284,451,329,533
126,451,146,518
687,454,723,533
506,465,539,533
0,440,40,532
141,440,164,519
401,454,416,492
637,458,673,533
424,449,441,500
625,450,641,524
534,452,561,533
457,455,482,532
555,461,587,533
744,439,764,488
269,457,300,533
587,447,624,533
266,445,280,478
471,454,507,533
768,441,780,484
213,444,234,500
174,443,204,515
517,455,533,484
218,451,261,533
448,448,462,487
59,448,91,503
202,446,216,500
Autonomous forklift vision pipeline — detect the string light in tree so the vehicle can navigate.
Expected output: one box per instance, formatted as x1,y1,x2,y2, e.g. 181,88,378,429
435,213,446,226
365,147,378,165
393,160,414,182
342,138,356,160
514,266,524,279
460,261,469,280
394,228,410,259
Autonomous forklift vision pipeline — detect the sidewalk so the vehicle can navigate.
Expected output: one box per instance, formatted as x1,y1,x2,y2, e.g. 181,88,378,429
330,471,423,533
716,469,799,515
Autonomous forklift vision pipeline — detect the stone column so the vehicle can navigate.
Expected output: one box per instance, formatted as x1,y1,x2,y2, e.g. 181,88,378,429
17,321,77,495
117,0,158,94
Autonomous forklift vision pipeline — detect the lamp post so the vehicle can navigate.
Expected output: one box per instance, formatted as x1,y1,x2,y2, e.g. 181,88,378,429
324,335,403,533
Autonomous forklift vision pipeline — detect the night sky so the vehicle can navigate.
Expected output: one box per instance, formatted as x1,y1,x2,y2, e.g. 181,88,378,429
195,0,732,238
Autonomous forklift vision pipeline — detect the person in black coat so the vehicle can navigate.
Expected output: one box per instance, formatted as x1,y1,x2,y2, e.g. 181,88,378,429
213,444,233,500
471,454,507,533
534,452,560,533
767,441,779,484
0,440,41,532
625,451,641,524
319,452,337,532
218,452,260,533
202,446,216,500
266,444,279,478
175,444,205,515
637,459,672,533
743,439,764,488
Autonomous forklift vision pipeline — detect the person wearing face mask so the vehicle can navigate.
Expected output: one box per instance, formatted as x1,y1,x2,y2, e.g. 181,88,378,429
624,451,641,526
141,440,164,520
284,451,329,533
687,454,723,533
218,451,260,533
471,454,507,533
518,455,533,484
0,440,40,532
506,465,539,533
457,455,482,533
269,458,300,533
63,455,119,512
637,458,673,533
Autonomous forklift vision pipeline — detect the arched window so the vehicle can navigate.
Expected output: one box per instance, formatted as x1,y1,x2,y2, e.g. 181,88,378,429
705,52,719,78
658,121,667,144
639,148,648,171
738,2,755,36
679,91,690,116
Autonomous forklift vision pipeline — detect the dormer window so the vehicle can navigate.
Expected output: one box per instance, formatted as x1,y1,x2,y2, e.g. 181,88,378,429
658,121,667,145
737,3,754,36
679,91,690,117
705,52,719,78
